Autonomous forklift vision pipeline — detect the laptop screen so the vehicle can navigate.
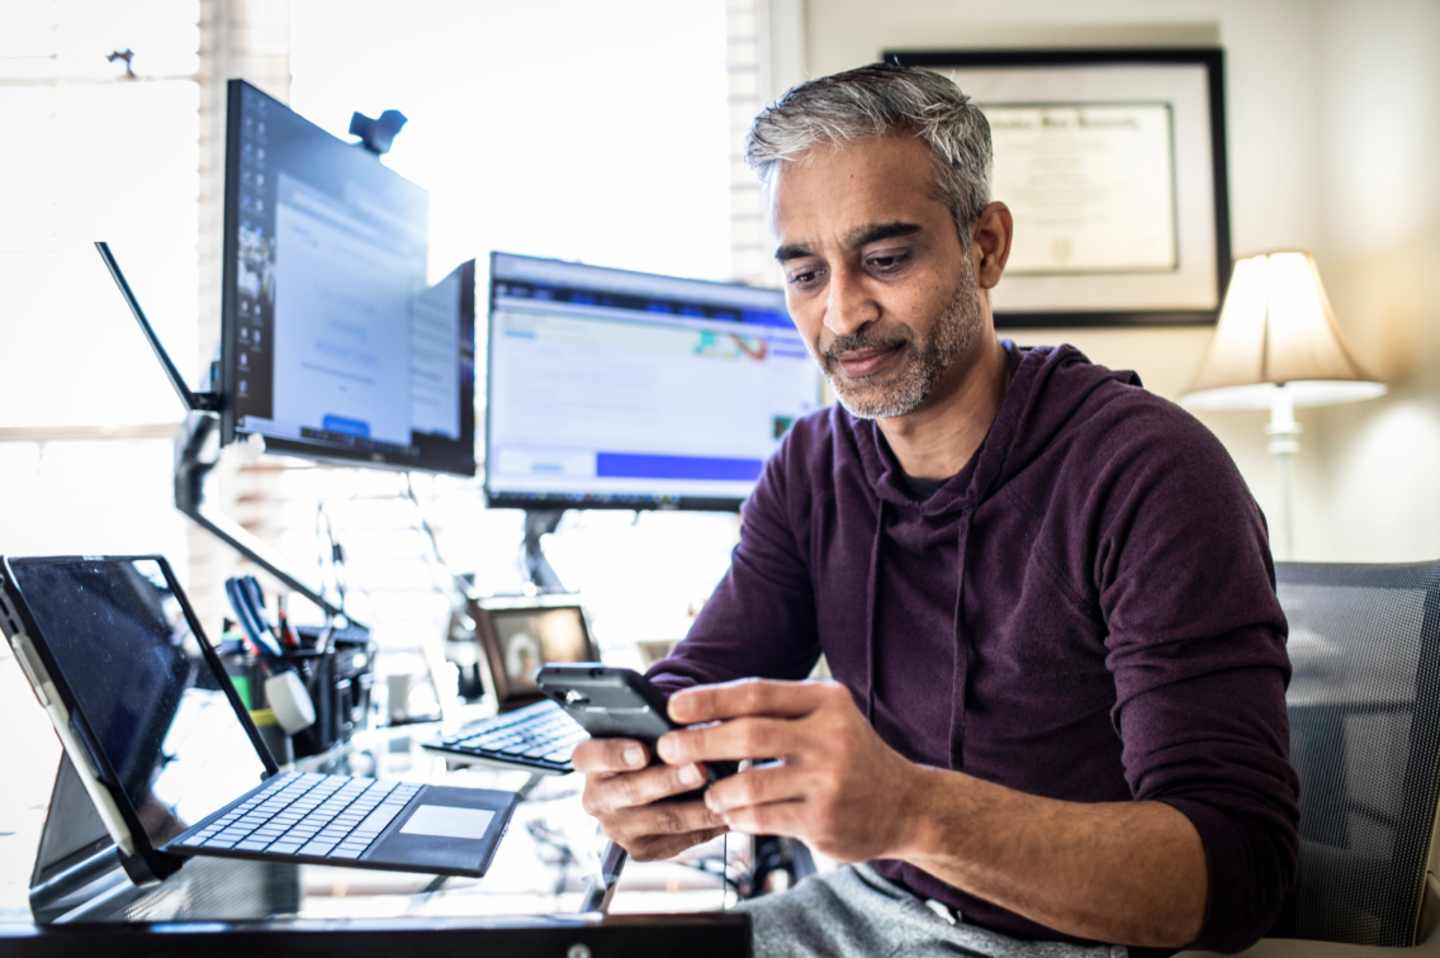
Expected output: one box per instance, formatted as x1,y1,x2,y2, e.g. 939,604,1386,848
10,557,268,848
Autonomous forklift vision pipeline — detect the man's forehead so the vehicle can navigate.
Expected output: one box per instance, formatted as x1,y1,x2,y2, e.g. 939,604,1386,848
766,136,947,252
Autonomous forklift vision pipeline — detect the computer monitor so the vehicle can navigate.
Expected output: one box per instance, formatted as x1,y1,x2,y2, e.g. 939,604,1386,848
485,252,823,510
220,79,476,477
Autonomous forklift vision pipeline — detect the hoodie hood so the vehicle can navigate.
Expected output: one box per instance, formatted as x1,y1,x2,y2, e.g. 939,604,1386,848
855,341,1142,516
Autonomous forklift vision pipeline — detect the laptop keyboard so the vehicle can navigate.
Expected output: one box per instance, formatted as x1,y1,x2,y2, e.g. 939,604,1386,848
430,699,587,773
175,772,419,860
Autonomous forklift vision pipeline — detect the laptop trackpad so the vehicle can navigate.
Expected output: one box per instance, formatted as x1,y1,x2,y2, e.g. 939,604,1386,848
365,786,517,877
399,804,494,840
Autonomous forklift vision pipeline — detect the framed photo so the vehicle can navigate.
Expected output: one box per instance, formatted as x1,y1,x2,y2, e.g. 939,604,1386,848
477,601,595,703
883,49,1231,327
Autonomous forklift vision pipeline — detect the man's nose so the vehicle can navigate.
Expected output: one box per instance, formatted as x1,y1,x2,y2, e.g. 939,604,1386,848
823,267,877,338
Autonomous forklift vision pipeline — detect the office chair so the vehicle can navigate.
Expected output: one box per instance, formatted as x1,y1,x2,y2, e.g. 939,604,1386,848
1181,558,1440,957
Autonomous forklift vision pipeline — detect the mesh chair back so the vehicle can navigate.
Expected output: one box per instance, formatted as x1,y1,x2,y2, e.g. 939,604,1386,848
1273,559,1440,946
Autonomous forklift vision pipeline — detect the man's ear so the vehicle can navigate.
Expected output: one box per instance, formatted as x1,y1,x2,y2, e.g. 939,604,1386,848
970,202,1013,290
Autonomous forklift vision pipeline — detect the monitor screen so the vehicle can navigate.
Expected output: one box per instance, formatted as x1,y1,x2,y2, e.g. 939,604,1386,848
7,557,268,850
485,253,822,510
221,79,476,476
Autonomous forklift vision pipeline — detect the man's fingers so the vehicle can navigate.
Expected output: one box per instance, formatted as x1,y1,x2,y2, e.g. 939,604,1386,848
583,761,714,815
668,677,841,724
702,760,802,814
572,737,650,775
714,799,808,841
607,798,726,846
657,716,798,766
627,826,729,863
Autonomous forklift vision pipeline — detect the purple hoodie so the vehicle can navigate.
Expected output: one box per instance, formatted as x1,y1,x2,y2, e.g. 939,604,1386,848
648,342,1299,953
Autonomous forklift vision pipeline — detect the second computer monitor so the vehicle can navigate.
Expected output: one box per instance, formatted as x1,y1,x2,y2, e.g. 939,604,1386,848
485,253,822,510
221,79,476,477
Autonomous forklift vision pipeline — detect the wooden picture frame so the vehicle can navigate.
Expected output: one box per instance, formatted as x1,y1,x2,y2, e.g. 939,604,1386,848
884,48,1231,327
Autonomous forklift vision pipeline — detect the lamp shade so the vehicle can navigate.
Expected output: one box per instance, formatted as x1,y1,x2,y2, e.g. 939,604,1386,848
1183,250,1386,410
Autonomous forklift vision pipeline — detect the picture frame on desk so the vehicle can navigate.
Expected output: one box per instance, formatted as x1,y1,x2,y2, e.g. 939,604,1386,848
884,48,1231,328
473,599,595,704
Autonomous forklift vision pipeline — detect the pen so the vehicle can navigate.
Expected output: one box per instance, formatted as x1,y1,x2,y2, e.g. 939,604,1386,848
277,593,298,648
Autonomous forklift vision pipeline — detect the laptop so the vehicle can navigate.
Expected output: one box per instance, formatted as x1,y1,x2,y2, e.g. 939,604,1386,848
0,554,518,880
426,599,594,774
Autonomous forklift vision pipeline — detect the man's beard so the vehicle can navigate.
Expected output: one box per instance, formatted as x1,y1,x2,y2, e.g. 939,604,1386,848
820,266,982,420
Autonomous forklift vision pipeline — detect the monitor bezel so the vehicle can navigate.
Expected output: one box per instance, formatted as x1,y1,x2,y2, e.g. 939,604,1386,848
483,250,815,513
0,554,277,869
219,79,477,477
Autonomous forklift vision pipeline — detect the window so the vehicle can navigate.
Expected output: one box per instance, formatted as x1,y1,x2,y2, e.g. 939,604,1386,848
288,0,733,283
0,2,201,559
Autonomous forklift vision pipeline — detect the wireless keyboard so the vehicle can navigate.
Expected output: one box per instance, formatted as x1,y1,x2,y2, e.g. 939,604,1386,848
425,699,588,774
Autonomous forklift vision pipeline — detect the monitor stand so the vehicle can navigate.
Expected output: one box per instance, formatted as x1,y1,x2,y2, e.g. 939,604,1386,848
522,509,568,593
28,753,178,922
173,411,358,626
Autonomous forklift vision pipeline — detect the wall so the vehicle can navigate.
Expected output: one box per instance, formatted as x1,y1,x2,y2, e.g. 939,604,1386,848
796,0,1439,561
1305,0,1440,561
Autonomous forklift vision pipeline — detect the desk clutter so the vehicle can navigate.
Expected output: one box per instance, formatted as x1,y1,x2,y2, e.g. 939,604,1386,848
0,553,759,956
0,553,521,910
220,573,375,761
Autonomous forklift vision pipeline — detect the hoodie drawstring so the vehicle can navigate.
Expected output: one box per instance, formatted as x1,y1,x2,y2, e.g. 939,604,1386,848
864,499,886,723
947,508,975,769
864,498,975,765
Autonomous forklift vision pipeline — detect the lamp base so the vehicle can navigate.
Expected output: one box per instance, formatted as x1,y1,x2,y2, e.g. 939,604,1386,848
1266,387,1299,561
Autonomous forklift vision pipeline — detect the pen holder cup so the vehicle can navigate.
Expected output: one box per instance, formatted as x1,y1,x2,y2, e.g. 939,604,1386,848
223,637,375,760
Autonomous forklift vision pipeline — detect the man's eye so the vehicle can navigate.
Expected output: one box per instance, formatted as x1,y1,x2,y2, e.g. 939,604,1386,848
866,252,908,273
788,267,823,288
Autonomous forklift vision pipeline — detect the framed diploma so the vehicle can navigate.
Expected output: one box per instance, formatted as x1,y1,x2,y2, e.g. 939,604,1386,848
882,49,1231,327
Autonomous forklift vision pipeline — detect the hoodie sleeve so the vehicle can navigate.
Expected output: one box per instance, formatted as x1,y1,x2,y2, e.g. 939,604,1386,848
1092,404,1300,953
646,432,821,694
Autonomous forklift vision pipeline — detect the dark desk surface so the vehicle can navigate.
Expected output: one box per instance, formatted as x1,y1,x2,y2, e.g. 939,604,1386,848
0,719,750,954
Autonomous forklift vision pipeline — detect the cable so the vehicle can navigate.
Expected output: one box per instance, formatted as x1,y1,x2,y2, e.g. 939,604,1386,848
526,819,581,895
678,833,751,905
313,500,348,618
722,830,729,909
403,472,476,599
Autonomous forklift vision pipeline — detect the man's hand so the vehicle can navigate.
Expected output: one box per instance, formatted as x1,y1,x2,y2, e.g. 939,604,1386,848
570,737,728,861
657,678,922,862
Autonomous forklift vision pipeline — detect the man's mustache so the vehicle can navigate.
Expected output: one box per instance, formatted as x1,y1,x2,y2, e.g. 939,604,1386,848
821,332,912,370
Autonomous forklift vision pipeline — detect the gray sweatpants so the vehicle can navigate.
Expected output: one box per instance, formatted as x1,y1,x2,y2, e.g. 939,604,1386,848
735,863,1129,958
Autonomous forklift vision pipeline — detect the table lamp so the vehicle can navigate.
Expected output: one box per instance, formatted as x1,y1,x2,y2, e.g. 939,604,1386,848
1181,250,1386,560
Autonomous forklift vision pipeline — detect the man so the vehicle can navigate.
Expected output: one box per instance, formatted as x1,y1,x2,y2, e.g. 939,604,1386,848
573,63,1298,957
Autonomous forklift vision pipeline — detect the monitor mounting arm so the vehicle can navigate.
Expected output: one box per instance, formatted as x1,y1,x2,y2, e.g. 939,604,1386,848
522,509,567,594
95,242,359,628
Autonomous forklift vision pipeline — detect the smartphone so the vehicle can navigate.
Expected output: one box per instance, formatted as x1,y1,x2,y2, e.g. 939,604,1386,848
537,663,678,741
536,663,735,786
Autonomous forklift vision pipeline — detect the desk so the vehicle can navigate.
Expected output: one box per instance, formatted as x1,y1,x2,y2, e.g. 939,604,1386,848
0,721,751,955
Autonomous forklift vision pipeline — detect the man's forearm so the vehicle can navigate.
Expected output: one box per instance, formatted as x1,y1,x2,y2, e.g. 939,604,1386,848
895,765,1207,948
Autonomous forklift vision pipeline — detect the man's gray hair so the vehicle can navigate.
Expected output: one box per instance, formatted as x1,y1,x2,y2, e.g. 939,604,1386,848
746,62,992,240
